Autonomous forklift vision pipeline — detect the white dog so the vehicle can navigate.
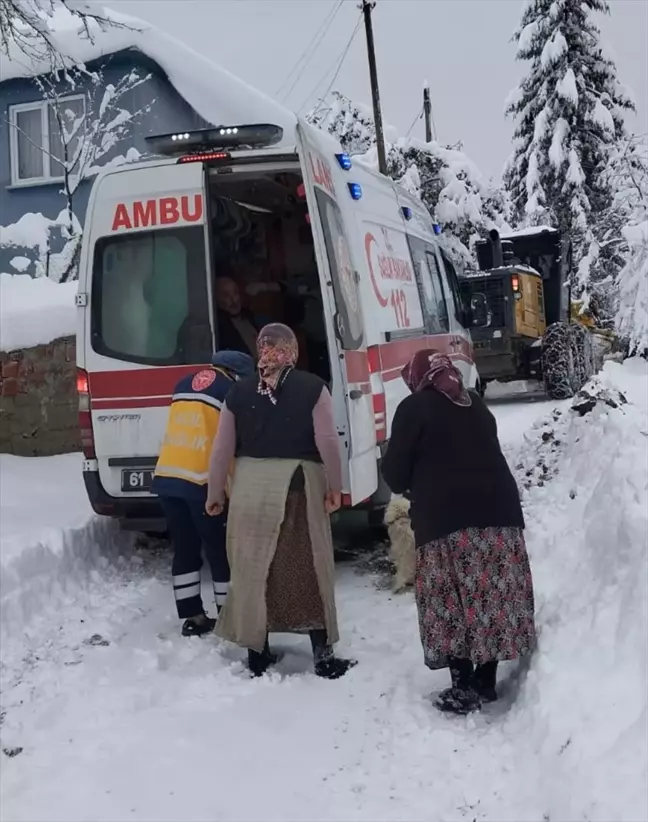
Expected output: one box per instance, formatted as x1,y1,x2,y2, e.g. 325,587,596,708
384,496,416,592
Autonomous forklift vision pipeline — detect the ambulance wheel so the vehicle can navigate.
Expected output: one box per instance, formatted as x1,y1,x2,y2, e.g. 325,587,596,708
542,322,577,400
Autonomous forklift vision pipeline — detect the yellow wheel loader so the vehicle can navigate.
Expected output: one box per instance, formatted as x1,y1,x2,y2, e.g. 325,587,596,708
460,227,599,400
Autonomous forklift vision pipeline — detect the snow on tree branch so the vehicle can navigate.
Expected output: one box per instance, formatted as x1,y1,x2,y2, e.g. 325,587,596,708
504,0,636,327
0,0,131,70
5,64,151,282
307,91,511,269
611,136,648,355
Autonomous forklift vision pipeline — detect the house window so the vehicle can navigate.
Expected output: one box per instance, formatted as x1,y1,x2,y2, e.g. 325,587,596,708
8,96,85,185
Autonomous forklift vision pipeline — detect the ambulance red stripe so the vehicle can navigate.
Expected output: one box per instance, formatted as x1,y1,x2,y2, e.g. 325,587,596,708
344,334,472,384
87,335,473,409
88,364,201,400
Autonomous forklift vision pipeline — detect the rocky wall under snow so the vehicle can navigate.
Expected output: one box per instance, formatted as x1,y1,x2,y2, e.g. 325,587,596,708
0,336,79,456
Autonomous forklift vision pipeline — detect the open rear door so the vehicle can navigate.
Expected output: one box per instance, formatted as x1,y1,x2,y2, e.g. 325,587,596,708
295,119,378,505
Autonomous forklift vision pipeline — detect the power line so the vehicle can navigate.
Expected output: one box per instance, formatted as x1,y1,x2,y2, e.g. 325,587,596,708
275,1,339,99
299,12,363,116
406,105,424,138
275,0,344,103
429,97,439,142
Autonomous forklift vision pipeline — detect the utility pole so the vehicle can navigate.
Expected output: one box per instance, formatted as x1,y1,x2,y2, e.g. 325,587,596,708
360,0,387,175
423,83,433,143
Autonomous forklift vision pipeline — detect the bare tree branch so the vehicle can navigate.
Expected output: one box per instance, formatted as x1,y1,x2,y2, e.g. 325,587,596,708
0,0,134,70
5,63,152,281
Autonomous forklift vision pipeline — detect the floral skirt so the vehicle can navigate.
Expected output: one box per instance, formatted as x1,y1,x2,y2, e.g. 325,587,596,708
415,526,536,670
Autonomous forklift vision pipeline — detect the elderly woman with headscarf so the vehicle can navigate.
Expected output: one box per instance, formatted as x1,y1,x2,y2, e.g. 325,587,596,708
381,350,536,715
206,323,355,680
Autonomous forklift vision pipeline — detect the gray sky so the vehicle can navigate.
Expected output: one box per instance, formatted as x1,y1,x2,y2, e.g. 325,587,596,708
116,0,648,181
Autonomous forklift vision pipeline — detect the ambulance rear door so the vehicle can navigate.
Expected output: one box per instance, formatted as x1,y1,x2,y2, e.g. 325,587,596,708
80,160,214,499
295,119,378,505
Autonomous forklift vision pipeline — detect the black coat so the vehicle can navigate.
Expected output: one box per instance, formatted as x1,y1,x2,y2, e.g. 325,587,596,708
216,309,261,357
381,388,524,545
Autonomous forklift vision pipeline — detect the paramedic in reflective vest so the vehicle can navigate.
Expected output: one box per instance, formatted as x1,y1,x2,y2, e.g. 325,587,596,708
151,351,255,637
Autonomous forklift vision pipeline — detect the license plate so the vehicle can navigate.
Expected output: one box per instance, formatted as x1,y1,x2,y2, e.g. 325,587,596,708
121,469,154,492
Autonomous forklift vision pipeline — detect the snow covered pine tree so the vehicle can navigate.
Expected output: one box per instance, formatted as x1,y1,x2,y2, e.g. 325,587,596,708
611,137,648,357
504,0,635,326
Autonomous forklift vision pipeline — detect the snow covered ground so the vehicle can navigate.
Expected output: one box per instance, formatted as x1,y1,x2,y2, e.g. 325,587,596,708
0,361,646,822
0,274,77,352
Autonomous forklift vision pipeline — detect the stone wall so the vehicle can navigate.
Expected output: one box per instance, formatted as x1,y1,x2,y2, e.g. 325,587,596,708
0,336,80,457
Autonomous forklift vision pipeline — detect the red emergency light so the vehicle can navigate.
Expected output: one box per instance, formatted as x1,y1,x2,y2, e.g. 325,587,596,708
178,151,230,165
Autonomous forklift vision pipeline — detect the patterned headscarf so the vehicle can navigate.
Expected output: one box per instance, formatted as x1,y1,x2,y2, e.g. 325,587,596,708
402,349,472,407
256,323,299,404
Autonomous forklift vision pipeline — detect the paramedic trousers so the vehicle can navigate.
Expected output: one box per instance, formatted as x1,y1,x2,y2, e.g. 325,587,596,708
159,496,230,620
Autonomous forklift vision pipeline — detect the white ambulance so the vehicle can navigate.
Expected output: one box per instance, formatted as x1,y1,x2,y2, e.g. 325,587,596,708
76,118,478,530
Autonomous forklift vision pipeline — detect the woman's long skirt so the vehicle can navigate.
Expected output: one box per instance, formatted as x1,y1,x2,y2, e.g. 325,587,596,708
415,526,536,669
265,487,326,633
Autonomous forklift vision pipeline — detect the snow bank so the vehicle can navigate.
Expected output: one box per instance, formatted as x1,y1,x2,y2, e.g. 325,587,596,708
0,454,131,640
504,362,648,822
0,4,296,143
0,213,55,254
0,274,77,351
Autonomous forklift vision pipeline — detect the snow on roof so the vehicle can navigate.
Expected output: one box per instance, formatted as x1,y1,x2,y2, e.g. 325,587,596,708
501,224,558,239
0,4,297,146
0,273,77,352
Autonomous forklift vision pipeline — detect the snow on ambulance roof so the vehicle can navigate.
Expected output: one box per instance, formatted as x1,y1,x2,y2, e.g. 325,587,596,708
0,5,297,146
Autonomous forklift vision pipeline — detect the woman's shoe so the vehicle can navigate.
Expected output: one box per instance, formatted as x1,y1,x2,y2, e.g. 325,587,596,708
248,639,279,677
434,686,482,715
315,657,357,680
472,661,498,703
473,684,498,703
181,614,216,637
310,630,357,679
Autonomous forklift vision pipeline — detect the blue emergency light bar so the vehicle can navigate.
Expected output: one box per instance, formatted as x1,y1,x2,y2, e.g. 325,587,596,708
146,124,284,157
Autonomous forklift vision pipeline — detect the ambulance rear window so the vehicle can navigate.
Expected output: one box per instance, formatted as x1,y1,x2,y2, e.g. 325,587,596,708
91,226,212,366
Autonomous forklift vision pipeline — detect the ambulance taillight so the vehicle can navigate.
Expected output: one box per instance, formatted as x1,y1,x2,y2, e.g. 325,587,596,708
77,368,96,459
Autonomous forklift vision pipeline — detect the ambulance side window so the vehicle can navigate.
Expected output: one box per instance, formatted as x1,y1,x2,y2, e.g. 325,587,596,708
439,252,464,324
407,237,449,333
313,188,364,351
91,226,212,365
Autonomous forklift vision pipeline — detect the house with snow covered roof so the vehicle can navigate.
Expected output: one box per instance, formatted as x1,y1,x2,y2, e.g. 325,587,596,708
0,7,295,277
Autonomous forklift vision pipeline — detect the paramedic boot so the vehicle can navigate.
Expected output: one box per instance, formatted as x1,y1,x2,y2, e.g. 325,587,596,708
310,630,357,680
472,660,498,703
434,658,481,715
181,613,216,637
248,638,279,677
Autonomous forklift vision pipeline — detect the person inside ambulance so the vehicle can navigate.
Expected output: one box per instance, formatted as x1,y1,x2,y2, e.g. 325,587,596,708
215,276,267,358
151,350,255,637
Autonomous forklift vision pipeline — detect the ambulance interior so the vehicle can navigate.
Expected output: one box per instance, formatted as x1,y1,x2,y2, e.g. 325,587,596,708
207,168,332,383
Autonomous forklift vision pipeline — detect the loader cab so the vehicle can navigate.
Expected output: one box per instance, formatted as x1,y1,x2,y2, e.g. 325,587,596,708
460,227,571,384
